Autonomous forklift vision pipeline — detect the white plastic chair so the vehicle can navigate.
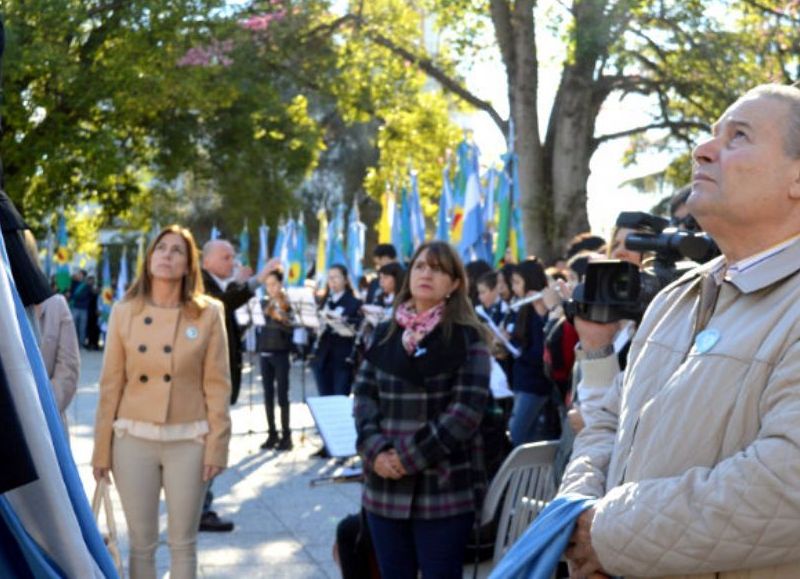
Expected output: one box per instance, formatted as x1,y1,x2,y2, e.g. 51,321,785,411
481,440,560,564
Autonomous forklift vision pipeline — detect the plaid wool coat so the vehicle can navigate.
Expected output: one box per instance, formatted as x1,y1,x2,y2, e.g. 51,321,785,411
353,321,491,520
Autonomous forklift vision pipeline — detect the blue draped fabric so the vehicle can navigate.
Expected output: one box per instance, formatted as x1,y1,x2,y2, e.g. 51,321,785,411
489,494,597,579
0,232,118,578
0,500,65,578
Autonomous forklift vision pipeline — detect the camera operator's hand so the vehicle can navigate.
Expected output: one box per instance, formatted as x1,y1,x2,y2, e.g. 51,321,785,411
574,317,619,353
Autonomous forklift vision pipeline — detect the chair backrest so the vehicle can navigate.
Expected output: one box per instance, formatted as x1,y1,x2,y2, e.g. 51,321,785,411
481,440,559,564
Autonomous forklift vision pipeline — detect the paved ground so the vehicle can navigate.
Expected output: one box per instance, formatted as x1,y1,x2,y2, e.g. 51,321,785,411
71,350,494,578
71,349,361,578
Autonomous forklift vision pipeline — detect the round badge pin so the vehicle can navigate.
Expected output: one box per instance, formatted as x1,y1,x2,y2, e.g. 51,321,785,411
185,326,199,340
694,328,720,354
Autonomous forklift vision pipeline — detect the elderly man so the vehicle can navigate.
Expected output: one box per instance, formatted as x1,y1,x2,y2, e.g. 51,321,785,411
202,239,272,404
199,238,271,532
560,84,800,578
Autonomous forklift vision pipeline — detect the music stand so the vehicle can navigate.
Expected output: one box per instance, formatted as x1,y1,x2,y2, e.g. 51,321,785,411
235,297,266,436
287,286,320,445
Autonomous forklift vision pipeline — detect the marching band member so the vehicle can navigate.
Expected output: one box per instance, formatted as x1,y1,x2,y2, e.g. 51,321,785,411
313,264,363,397
508,258,551,446
376,262,404,318
258,269,295,451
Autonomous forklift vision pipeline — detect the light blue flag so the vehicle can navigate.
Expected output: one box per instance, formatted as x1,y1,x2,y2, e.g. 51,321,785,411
238,221,250,267
256,221,270,273
0,224,120,579
489,495,597,579
458,142,484,261
210,225,220,241
292,216,308,287
273,220,286,263
408,172,426,250
483,167,497,229
346,204,366,284
391,193,405,261
436,167,453,242
326,204,347,268
115,248,129,302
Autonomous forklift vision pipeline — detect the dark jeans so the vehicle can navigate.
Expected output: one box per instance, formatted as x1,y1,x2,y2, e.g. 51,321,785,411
510,391,548,447
313,354,353,397
260,352,290,435
366,511,474,579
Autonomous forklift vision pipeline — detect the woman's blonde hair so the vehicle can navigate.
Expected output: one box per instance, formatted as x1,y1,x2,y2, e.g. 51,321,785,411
124,225,206,317
386,241,487,344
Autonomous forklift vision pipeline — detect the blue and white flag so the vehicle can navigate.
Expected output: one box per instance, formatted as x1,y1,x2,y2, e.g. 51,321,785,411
115,248,129,302
346,204,366,284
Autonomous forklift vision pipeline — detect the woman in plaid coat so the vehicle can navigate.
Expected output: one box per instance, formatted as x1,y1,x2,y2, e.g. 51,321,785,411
354,241,492,579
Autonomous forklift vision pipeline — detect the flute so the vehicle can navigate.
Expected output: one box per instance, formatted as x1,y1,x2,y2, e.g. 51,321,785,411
509,292,544,311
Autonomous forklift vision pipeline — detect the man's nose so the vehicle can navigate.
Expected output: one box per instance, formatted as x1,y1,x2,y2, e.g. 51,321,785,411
693,135,719,165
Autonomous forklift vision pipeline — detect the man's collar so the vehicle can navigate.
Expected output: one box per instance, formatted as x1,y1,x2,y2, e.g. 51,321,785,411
710,234,800,293
207,271,232,291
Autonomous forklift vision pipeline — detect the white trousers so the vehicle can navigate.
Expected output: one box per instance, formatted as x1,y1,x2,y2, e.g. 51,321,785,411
112,434,207,579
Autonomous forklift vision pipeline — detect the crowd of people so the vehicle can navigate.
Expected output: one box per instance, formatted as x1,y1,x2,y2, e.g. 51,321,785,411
6,81,800,579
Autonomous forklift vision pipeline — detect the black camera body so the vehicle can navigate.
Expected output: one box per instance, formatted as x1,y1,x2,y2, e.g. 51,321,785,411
564,212,719,324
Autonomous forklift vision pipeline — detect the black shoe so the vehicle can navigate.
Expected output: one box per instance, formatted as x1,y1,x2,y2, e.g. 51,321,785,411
311,446,330,459
198,511,234,533
260,433,279,450
276,435,293,451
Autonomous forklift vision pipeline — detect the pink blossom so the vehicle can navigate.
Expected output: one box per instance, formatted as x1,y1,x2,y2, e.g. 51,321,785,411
177,40,235,68
239,10,287,31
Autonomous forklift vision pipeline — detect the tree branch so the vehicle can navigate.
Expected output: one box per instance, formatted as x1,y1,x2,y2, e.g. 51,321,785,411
594,119,709,145
367,31,508,133
741,0,800,22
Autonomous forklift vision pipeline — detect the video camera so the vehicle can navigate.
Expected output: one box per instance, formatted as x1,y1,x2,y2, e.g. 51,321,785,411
563,212,719,323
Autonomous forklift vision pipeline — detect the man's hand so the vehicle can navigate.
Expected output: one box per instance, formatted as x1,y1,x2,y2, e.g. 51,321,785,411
567,407,586,434
256,257,282,284
373,450,404,479
234,265,254,283
574,317,619,352
565,508,608,578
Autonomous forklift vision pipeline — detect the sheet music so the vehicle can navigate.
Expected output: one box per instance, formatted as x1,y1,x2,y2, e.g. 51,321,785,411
287,286,320,330
476,306,521,359
306,396,358,458
321,311,356,337
235,296,266,327
361,304,388,326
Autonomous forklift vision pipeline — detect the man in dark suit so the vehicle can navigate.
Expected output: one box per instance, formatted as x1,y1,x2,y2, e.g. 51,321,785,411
199,238,271,532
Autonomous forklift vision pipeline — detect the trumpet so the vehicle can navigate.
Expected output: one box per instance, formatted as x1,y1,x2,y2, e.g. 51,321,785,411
509,292,544,311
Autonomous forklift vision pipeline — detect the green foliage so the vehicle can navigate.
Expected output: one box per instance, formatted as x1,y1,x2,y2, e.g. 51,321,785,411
363,91,463,227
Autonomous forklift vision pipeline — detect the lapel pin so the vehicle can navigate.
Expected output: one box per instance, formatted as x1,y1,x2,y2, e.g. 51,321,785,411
185,326,199,340
694,328,720,354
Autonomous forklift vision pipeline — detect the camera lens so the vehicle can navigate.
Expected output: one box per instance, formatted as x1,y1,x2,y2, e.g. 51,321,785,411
610,272,631,300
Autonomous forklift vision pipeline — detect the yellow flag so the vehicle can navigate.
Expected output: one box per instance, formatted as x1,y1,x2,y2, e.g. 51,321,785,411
315,208,328,285
378,189,394,244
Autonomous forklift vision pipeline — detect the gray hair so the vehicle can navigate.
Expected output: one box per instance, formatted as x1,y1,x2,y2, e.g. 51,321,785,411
742,84,800,159
201,239,233,264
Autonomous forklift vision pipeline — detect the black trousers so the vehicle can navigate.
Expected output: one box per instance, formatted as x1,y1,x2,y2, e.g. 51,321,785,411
259,352,290,435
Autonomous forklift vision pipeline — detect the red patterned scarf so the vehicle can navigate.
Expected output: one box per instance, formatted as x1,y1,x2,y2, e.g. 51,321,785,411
394,300,445,355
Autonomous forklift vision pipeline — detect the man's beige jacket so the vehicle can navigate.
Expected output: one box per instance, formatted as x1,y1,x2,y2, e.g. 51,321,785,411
560,239,800,578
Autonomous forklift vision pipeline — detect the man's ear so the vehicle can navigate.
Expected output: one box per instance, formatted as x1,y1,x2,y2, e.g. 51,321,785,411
789,162,800,200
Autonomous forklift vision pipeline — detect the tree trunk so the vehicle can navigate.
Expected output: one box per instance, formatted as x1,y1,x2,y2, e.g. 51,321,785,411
545,67,602,257
491,0,549,259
